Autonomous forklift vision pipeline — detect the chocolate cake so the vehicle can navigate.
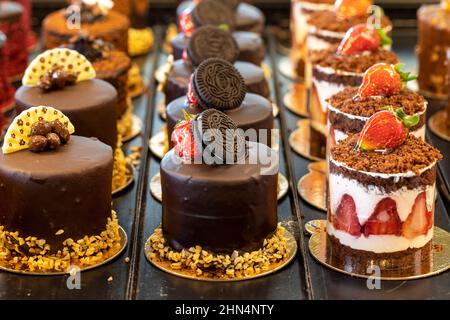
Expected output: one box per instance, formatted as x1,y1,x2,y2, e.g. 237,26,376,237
0,106,121,272
0,1,27,80
328,131,442,276
0,32,14,112
166,58,273,148
417,4,450,97
42,1,129,53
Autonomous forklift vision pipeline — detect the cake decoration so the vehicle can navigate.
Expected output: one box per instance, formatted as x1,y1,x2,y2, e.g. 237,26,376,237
191,0,235,31
191,58,247,111
38,67,78,91
171,111,199,160
357,63,416,99
66,34,113,62
2,106,75,154
22,48,96,87
334,0,373,20
356,108,419,151
337,24,392,55
69,0,114,23
187,26,239,67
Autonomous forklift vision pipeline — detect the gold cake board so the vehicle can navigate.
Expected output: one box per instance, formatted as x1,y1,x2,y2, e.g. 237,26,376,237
278,56,302,82
150,172,289,203
307,219,450,281
112,162,135,196
122,115,143,143
289,119,325,162
428,110,450,142
0,226,128,276
144,225,297,282
283,83,309,118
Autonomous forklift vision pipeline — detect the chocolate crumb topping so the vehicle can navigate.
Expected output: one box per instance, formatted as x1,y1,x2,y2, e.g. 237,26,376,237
328,87,426,117
331,135,442,174
29,120,70,153
311,48,399,74
38,66,77,92
66,34,113,62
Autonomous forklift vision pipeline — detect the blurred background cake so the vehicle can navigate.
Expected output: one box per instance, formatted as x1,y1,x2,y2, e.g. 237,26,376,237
0,31,14,113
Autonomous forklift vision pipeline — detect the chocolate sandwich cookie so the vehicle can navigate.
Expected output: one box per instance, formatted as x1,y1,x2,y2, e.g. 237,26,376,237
191,0,235,31
192,58,247,111
187,26,239,67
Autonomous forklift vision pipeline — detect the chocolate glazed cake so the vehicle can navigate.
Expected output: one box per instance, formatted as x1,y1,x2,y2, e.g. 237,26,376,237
166,58,273,149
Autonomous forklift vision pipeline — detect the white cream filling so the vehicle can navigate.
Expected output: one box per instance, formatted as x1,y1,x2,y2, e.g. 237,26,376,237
307,34,333,52
312,79,346,113
329,172,436,225
327,223,433,253
298,1,334,12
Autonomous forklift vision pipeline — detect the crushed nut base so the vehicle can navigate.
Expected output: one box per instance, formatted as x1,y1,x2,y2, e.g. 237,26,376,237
117,98,134,138
147,224,290,279
0,212,121,273
112,135,132,191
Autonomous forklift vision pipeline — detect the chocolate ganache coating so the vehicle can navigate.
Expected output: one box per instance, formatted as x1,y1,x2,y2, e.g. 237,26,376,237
0,136,113,251
15,79,118,149
166,93,273,149
161,141,278,253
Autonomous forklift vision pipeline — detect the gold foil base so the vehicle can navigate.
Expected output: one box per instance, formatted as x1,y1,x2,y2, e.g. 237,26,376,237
289,119,325,161
262,62,271,80
162,24,178,55
278,173,289,201
278,56,301,82
298,171,327,212
112,162,135,196
428,110,450,142
283,83,309,118
304,220,327,236
149,130,167,160
158,101,166,120
122,115,143,143
308,220,450,281
144,225,297,282
272,103,279,118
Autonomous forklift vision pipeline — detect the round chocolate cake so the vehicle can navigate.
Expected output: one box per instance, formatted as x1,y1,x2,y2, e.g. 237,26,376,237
15,79,118,149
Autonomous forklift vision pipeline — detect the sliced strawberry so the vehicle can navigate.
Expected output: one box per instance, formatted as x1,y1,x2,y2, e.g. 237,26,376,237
179,8,195,36
337,24,392,55
332,194,362,236
402,192,433,239
171,111,199,160
364,198,402,236
334,0,373,20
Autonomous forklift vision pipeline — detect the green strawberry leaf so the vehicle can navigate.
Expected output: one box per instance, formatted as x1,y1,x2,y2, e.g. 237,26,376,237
375,27,392,46
394,107,420,129
394,64,418,86
218,24,230,32
182,109,196,122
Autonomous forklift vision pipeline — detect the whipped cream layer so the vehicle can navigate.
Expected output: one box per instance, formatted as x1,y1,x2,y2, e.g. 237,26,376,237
312,80,347,113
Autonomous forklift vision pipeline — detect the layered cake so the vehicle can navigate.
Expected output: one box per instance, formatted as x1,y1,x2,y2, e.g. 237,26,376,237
165,26,269,106
417,2,450,97
0,106,121,272
328,63,426,149
15,48,118,149
290,0,334,77
148,109,287,278
0,1,27,80
112,0,149,29
327,110,442,275
0,31,14,112
13,0,37,50
42,0,129,53
166,58,273,149
64,35,132,137
309,24,397,158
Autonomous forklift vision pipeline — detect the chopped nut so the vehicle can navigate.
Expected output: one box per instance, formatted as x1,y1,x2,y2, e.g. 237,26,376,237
107,276,113,283
55,229,65,236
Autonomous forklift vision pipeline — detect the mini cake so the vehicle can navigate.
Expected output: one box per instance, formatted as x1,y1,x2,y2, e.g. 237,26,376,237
309,24,398,158
290,0,334,77
64,35,132,136
112,0,149,28
13,0,37,50
166,58,273,149
15,48,118,149
165,26,269,106
0,32,15,112
42,0,129,53
148,109,287,278
0,1,27,80
328,63,426,148
0,106,121,272
417,1,450,97
327,110,442,275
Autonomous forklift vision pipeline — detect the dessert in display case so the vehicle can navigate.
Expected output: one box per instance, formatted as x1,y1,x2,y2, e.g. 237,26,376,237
0,0,448,302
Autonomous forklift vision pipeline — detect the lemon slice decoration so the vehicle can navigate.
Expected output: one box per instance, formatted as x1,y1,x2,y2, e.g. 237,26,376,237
22,48,96,86
2,106,75,154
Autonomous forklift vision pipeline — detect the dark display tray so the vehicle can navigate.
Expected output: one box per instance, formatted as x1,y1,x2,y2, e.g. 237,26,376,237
0,25,448,300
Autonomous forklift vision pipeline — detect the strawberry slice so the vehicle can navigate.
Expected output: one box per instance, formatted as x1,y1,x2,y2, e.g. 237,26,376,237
358,63,417,99
334,0,373,20
364,198,402,236
332,194,362,236
402,192,433,239
337,24,392,55
179,8,195,36
356,108,419,151
171,111,199,160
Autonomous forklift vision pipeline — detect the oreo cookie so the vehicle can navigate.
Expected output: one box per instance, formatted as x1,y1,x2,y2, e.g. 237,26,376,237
192,109,248,163
191,0,235,30
192,58,247,111
187,26,239,67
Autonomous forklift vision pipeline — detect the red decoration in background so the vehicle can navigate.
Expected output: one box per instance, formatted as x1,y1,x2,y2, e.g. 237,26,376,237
13,0,37,50
187,75,199,107
0,32,15,113
178,7,195,36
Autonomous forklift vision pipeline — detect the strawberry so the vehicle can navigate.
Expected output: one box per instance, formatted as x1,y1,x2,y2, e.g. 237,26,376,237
364,198,402,236
171,111,199,160
356,108,419,151
358,63,417,99
334,0,373,20
179,8,195,36
337,24,392,55
332,194,362,236
402,192,433,239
